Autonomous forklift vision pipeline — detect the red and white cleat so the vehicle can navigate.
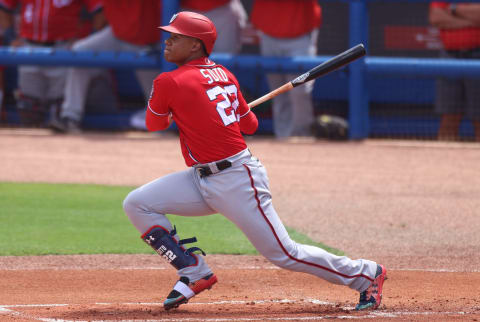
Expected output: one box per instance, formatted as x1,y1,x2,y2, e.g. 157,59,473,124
163,273,218,310
355,264,387,310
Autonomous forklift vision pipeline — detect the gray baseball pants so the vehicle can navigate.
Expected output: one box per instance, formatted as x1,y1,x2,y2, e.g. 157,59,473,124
123,148,377,292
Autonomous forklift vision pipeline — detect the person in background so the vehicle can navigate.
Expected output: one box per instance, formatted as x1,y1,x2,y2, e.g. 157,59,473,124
129,0,247,131
429,2,480,141
181,0,246,54
0,0,104,127
0,9,9,122
250,0,321,139
51,0,162,134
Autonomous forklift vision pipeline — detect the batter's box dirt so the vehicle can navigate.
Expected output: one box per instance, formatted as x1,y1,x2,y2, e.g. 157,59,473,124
3,303,480,321
9,302,358,321
1,260,480,321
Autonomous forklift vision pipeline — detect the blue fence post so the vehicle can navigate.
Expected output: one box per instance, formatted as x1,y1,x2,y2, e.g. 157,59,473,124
160,0,180,72
348,0,369,139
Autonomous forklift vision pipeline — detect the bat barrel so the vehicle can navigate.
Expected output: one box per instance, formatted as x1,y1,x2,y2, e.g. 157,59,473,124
248,44,366,109
292,44,366,86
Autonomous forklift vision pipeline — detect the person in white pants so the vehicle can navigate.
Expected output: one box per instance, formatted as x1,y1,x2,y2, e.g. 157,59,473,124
250,0,321,139
122,11,387,312
50,0,162,133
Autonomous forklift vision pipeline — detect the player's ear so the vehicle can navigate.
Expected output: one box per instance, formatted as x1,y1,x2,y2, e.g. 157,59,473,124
193,39,207,56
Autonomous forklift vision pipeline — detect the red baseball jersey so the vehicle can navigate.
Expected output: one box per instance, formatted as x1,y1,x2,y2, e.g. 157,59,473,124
146,57,258,166
0,0,102,42
181,0,229,12
430,2,480,50
251,0,322,38
102,0,161,46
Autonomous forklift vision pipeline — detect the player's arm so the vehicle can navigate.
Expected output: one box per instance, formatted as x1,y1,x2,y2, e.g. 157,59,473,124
92,10,107,31
84,0,107,31
0,8,12,30
429,5,474,29
229,74,258,135
238,109,258,135
235,86,258,135
145,75,175,131
454,4,480,26
146,109,173,131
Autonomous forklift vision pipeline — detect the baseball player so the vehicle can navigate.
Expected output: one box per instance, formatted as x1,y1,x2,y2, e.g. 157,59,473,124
123,11,387,311
0,0,103,126
50,0,162,133
250,0,320,139
429,2,480,141
181,0,247,54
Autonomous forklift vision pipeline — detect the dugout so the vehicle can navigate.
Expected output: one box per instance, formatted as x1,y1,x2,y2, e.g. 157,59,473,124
0,0,479,140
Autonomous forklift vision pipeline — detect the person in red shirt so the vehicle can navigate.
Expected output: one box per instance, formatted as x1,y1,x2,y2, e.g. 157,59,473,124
429,2,480,141
250,0,321,139
122,11,387,312
50,0,162,133
0,0,103,126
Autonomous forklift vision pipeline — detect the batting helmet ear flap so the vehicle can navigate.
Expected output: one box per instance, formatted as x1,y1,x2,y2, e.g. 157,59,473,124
159,11,217,55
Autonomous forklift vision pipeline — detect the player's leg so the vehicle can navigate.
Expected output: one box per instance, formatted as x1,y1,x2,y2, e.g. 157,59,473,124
44,64,67,127
192,0,246,54
259,32,294,138
435,77,464,141
463,77,480,142
16,65,48,126
123,168,217,309
267,73,294,138
56,27,118,131
201,155,384,309
286,30,317,137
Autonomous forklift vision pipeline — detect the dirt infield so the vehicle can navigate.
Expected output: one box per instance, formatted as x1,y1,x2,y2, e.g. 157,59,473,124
1,128,480,321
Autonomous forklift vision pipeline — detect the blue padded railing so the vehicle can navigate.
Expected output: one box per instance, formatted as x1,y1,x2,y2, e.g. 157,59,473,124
0,0,479,139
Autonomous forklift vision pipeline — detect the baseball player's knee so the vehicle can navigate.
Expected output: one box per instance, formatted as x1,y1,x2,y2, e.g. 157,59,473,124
122,189,143,218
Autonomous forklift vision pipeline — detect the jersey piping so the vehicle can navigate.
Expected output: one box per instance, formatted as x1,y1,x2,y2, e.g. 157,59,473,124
185,143,199,164
239,109,251,118
243,163,374,283
186,58,216,67
148,103,169,116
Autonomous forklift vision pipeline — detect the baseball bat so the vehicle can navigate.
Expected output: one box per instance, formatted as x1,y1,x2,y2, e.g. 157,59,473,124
248,44,366,109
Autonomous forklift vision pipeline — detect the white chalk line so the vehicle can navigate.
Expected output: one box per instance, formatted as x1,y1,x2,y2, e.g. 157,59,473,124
0,266,281,271
1,266,478,272
1,299,478,322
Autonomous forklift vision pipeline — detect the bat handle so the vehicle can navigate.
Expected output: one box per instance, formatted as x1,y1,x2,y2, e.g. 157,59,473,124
248,82,293,109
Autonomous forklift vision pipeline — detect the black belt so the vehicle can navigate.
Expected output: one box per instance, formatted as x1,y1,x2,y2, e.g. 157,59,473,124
25,39,57,47
196,160,232,178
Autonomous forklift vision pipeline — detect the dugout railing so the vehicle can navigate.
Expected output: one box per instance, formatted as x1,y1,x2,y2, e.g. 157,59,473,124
0,0,479,140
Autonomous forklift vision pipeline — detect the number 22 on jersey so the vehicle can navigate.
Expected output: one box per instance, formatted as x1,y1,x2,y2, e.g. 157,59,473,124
201,68,239,127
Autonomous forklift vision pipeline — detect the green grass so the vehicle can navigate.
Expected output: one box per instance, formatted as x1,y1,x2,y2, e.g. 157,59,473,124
0,182,343,256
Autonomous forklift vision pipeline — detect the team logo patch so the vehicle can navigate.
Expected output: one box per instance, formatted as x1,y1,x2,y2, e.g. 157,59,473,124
170,13,178,24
